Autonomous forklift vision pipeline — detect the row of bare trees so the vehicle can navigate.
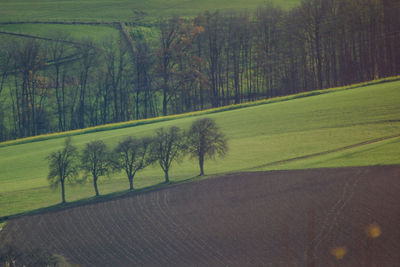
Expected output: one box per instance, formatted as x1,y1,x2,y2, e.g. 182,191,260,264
1,0,399,142
47,118,227,203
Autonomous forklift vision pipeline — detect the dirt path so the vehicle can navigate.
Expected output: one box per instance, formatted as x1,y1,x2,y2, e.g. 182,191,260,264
1,165,399,266
119,22,137,56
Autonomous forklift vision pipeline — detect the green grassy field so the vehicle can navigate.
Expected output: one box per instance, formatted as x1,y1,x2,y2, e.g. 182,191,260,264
0,0,299,45
0,23,120,42
0,78,399,218
0,23,158,48
0,0,299,23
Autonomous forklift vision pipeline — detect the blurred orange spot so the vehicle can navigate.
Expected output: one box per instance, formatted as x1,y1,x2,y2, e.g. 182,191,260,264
330,246,347,260
365,223,381,239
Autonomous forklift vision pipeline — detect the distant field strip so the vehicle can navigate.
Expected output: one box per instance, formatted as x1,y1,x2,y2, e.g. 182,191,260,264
0,0,299,22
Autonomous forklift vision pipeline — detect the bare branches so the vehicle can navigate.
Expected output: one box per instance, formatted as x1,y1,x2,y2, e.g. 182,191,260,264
151,126,186,183
47,137,79,203
114,136,154,190
186,118,228,176
81,140,112,196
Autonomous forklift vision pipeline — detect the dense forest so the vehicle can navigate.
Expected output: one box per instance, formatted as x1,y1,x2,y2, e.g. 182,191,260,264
0,0,399,141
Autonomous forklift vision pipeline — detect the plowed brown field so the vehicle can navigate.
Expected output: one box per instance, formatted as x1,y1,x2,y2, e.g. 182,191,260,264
1,166,400,266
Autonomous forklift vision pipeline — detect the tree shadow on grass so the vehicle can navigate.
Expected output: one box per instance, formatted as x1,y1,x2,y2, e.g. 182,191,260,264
0,174,203,223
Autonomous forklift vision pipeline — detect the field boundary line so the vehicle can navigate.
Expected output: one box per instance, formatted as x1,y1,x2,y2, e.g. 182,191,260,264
246,133,400,170
0,21,118,26
0,30,82,45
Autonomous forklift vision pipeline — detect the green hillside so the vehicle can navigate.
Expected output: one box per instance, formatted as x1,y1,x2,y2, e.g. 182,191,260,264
0,0,298,23
0,79,399,218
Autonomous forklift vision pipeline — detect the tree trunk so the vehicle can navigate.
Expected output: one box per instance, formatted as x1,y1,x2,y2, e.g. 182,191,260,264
199,154,205,176
162,80,168,116
129,176,134,191
94,176,99,196
164,170,169,183
61,72,67,131
315,22,322,89
55,65,63,131
61,180,66,204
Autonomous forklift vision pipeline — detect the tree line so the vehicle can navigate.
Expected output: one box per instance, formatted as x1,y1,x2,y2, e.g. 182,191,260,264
47,118,227,203
0,0,399,142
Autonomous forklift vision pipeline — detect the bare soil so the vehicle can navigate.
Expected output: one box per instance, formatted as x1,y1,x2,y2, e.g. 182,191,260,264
1,165,399,266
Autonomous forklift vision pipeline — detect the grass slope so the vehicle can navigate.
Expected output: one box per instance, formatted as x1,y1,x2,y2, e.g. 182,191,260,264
0,79,400,217
0,0,299,23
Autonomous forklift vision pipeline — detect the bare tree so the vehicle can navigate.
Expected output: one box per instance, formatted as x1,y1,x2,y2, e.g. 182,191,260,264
47,138,79,203
151,126,186,183
103,37,129,122
48,32,70,132
0,242,59,267
75,39,97,129
81,140,111,196
156,17,203,116
0,243,21,267
156,17,181,116
134,37,156,119
203,11,226,108
0,39,11,98
186,118,228,176
0,41,12,141
11,39,45,137
114,136,153,190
